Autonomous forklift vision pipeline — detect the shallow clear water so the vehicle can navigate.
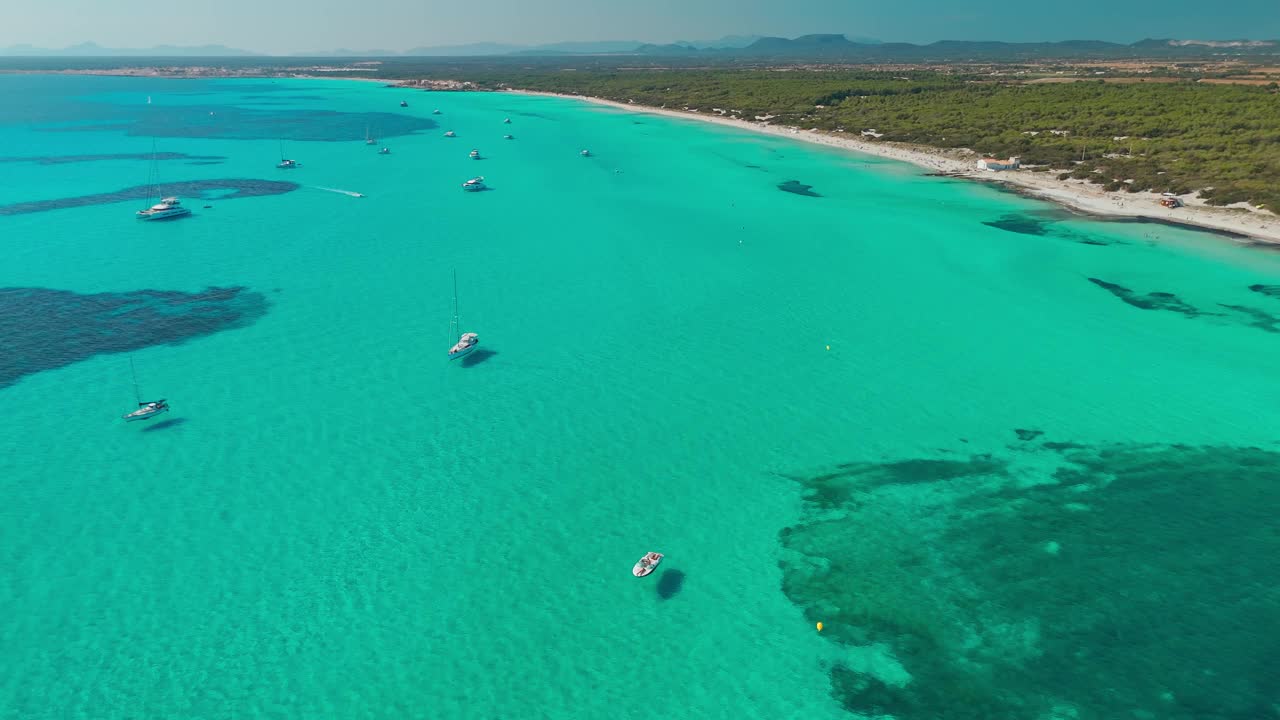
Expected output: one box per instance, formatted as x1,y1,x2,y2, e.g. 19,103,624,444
1,75,1278,720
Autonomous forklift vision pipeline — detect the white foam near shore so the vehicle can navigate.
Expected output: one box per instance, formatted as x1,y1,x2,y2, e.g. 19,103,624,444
507,89,1280,245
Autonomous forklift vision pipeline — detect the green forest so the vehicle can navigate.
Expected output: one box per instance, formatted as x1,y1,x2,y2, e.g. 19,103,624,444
457,68,1280,211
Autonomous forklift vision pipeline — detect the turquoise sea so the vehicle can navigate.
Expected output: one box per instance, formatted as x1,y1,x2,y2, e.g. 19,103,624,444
1,75,1278,720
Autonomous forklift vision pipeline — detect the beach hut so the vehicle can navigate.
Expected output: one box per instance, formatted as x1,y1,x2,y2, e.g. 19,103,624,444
977,156,1021,171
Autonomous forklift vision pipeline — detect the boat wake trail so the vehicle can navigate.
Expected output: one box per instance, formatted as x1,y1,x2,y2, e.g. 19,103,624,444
313,186,365,198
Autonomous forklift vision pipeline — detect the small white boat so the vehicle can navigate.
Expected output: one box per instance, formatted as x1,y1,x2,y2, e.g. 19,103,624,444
276,140,299,169
633,552,663,577
136,141,191,220
433,109,442,115
400,100,408,107
580,149,591,157
448,271,479,361
124,400,170,422
449,332,478,360
503,134,513,140
469,149,481,159
364,125,376,145
503,117,511,124
378,147,390,155
136,197,191,221
122,359,170,422
461,176,485,192
444,131,456,138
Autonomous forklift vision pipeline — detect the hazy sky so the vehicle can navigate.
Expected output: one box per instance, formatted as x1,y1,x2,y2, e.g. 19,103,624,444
4,0,1277,53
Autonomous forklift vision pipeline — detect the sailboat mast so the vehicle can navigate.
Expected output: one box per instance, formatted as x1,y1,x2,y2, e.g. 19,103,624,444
130,357,141,405
451,270,460,335
147,137,164,203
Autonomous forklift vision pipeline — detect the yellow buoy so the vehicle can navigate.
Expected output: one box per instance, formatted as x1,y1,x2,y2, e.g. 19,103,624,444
816,622,824,632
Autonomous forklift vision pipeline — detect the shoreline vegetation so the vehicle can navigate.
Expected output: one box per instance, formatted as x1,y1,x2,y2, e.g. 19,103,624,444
499,88,1280,244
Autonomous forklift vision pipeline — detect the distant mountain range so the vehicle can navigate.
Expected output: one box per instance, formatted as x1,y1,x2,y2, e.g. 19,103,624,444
631,35,1280,60
2,35,1277,60
0,41,256,57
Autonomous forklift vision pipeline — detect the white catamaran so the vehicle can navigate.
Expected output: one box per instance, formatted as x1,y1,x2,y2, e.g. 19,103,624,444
448,271,478,361
136,140,191,221
122,358,170,422
276,139,300,169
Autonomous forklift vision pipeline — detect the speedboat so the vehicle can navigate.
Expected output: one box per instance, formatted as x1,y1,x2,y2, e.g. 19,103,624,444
378,147,390,155
580,149,591,157
448,332,478,360
276,158,300,169
136,197,191,221
433,109,442,115
444,131,456,138
633,552,663,577
123,399,169,422
400,100,408,107
503,117,511,124
461,176,486,192
469,149,480,159
503,134,513,140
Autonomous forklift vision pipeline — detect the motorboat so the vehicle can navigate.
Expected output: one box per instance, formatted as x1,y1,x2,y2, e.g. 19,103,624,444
580,149,591,157
633,552,663,577
433,109,442,115
136,197,191,221
469,149,481,159
503,117,511,124
378,147,390,155
444,131,456,138
503,134,514,140
400,100,408,107
461,176,486,192
123,399,170,422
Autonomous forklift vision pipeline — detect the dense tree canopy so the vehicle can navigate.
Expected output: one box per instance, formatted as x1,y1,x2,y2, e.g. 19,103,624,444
458,68,1280,211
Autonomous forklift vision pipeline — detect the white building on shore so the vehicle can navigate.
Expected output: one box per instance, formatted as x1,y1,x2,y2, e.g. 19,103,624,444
977,156,1021,171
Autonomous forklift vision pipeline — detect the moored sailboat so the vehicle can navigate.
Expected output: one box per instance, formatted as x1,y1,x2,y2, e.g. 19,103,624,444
448,271,479,361
136,140,192,221
276,139,300,169
122,358,170,422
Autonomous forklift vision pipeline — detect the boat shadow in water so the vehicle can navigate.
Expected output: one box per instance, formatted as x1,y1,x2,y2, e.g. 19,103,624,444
656,569,685,600
141,417,186,432
460,348,498,367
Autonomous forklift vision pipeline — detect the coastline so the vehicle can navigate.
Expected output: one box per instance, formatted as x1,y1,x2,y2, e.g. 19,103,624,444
505,89,1280,245
4,65,1274,244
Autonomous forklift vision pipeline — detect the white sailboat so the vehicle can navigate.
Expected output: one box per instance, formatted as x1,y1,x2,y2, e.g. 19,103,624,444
364,125,377,145
136,140,191,221
448,271,478,361
276,139,300,169
122,358,170,422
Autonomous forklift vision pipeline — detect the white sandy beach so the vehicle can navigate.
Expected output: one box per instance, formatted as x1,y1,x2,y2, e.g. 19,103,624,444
507,89,1280,245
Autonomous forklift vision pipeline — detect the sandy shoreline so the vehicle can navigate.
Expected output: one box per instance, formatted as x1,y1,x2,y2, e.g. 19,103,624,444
505,89,1280,245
